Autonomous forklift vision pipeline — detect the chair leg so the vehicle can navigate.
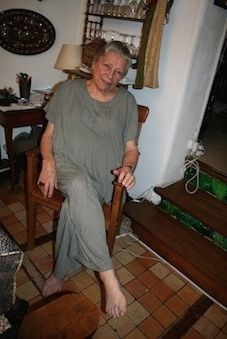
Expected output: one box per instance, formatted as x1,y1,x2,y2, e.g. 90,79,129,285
107,182,125,256
27,200,38,250
107,207,123,256
53,210,59,230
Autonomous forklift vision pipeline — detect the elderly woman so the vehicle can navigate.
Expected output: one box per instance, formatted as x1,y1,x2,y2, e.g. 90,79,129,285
38,41,139,318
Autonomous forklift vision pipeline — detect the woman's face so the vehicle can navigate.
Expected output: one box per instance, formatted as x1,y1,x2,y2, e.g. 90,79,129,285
91,50,128,93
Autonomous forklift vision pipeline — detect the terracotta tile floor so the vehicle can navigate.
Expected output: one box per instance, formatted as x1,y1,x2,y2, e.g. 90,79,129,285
0,181,227,338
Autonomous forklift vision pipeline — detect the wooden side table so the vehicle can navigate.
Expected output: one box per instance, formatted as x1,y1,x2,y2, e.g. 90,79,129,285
0,107,46,190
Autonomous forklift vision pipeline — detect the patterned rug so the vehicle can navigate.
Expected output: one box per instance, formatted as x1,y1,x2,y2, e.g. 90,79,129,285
0,226,28,338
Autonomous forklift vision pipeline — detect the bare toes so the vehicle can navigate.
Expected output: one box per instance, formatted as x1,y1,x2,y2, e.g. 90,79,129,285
42,274,63,297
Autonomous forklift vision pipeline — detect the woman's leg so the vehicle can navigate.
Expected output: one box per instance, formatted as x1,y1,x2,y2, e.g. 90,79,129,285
56,166,112,272
42,164,126,317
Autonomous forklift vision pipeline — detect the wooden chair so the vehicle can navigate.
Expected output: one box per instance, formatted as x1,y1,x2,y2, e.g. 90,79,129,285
26,105,149,254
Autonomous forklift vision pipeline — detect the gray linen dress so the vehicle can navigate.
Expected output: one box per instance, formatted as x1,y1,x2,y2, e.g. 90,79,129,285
46,79,138,277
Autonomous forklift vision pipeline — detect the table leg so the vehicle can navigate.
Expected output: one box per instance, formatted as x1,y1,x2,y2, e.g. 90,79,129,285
4,127,15,190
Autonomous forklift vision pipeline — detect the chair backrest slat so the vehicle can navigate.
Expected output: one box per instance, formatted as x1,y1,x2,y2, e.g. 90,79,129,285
138,105,149,123
137,105,149,137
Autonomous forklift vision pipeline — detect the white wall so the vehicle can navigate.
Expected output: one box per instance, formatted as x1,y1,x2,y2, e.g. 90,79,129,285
0,0,86,92
0,0,226,196
129,0,227,198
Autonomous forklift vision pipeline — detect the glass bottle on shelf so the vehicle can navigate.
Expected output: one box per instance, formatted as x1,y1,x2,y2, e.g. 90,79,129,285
98,0,106,14
128,0,138,18
111,0,118,16
136,0,146,19
92,0,100,13
114,0,122,16
128,35,137,57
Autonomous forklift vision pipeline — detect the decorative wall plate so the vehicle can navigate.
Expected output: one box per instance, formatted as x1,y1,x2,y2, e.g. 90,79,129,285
0,8,56,55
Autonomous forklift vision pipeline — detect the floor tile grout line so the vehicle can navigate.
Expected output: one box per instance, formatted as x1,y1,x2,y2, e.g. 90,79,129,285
22,254,45,293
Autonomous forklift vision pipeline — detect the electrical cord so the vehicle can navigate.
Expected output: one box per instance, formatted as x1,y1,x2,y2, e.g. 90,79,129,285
130,141,205,204
184,141,205,194
184,158,200,194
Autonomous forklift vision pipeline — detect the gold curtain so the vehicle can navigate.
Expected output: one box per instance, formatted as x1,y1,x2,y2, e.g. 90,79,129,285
134,0,168,89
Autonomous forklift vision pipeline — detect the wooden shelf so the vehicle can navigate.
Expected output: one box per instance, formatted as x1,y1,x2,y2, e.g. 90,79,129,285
85,11,145,22
82,0,149,66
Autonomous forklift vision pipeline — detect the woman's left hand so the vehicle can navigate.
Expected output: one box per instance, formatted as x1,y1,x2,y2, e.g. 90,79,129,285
113,166,136,190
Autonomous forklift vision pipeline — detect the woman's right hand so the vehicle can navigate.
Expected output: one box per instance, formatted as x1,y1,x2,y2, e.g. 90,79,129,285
37,159,58,198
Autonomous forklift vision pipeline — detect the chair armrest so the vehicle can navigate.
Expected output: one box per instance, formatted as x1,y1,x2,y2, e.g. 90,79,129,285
112,180,125,208
26,147,41,192
26,147,41,158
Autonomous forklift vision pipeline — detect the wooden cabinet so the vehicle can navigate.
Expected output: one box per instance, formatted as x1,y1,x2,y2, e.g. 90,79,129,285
82,0,149,67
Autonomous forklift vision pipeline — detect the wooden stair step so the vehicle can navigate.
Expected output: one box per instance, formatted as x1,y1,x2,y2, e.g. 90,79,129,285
124,200,227,308
199,161,227,184
155,181,227,238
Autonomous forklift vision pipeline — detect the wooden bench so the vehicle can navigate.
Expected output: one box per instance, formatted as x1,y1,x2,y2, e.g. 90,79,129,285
18,293,99,338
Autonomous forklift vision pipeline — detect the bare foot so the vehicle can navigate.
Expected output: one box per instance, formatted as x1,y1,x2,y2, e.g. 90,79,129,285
42,274,63,297
100,269,126,318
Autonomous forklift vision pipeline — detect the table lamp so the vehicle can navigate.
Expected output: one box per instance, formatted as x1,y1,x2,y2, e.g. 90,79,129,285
54,44,82,71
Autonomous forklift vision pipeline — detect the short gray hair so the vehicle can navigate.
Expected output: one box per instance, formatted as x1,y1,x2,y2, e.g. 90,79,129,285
93,40,131,76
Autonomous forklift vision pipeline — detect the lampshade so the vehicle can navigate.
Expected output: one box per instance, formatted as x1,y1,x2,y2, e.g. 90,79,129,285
54,44,82,70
